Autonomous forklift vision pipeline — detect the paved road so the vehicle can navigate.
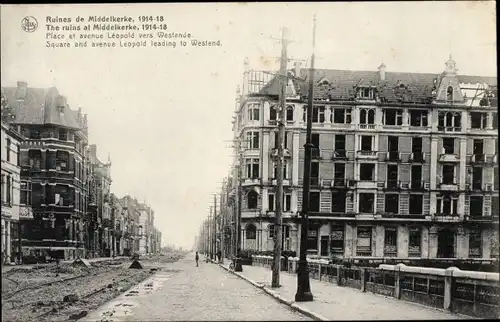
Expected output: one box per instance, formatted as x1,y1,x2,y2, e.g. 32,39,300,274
82,254,311,321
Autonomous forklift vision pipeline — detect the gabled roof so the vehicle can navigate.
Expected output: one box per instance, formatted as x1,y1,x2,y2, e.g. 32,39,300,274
1,85,82,129
257,68,497,104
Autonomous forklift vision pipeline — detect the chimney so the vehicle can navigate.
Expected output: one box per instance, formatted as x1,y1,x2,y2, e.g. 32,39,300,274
16,81,28,100
294,61,302,78
378,63,387,81
242,57,249,96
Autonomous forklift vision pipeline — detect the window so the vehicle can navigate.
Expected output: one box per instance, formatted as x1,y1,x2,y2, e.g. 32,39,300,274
412,137,422,153
6,175,11,205
409,110,428,127
359,193,375,213
247,131,259,149
387,164,398,186
276,131,289,149
384,109,403,126
356,227,372,256
273,160,289,179
409,194,423,215
330,226,344,256
360,136,373,151
473,139,484,156
472,167,483,190
311,133,320,157
284,194,291,211
334,163,345,181
411,165,422,189
492,196,499,218
359,109,375,124
438,111,461,129
442,164,455,184
408,228,421,256
20,181,31,205
470,112,487,129
320,236,329,256
6,138,11,162
385,194,399,214
388,136,398,152
245,159,260,179
313,106,325,123
246,224,256,239
360,163,375,181
469,196,483,217
333,108,352,124
493,112,498,129
248,103,260,121
310,191,320,212
59,129,68,141
306,228,318,251
270,105,278,121
331,191,346,213
247,191,258,209
334,135,346,157
447,86,453,101
384,227,397,256
0,175,4,203
442,138,454,154
468,229,482,258
358,87,375,100
311,161,319,179
268,193,275,212
286,105,294,121
437,194,458,215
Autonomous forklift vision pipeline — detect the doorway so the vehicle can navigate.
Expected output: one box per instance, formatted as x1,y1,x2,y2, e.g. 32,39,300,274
437,228,455,258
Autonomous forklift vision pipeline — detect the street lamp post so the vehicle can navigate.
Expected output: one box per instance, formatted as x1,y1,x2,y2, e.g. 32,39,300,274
295,14,316,303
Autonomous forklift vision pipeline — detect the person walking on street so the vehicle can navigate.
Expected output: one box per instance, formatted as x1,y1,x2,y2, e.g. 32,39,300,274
195,252,199,267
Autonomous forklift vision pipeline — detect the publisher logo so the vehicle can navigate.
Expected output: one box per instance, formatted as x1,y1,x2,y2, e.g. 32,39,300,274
21,16,38,33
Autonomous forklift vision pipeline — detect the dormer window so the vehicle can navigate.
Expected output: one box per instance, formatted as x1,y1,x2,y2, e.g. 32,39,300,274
447,86,453,101
358,87,375,100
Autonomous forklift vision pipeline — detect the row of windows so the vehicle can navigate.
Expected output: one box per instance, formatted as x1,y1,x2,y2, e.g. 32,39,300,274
241,103,498,129
244,189,499,217
0,174,14,205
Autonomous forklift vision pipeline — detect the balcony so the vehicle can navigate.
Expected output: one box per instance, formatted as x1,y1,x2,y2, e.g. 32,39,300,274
242,178,261,186
410,180,426,191
386,151,401,162
409,152,426,163
432,214,462,222
331,178,350,188
359,124,376,130
439,182,459,191
437,126,462,132
331,149,348,160
357,180,378,190
470,154,486,164
271,178,291,186
384,180,400,191
357,150,378,160
270,148,291,158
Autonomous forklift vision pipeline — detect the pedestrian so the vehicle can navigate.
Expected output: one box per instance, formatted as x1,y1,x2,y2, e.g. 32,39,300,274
195,252,199,267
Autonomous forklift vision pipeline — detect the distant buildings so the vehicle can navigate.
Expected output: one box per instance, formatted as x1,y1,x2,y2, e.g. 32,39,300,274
224,56,498,264
1,82,162,263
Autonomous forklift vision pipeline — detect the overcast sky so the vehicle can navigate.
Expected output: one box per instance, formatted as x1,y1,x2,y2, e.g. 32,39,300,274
1,2,496,249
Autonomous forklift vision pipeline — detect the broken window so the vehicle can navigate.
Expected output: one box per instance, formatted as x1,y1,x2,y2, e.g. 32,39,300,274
360,163,375,181
469,196,483,217
245,158,260,179
437,194,458,215
331,191,346,213
56,151,69,171
312,106,325,123
384,109,403,126
29,150,42,170
472,167,483,190
360,135,373,151
442,164,455,184
248,103,260,121
384,227,397,256
470,112,487,129
359,109,375,124
333,108,352,124
408,228,421,256
468,229,482,258
409,110,428,127
309,191,320,212
30,128,41,139
286,105,294,121
356,227,372,256
247,131,259,149
442,138,454,154
385,194,399,214
359,193,375,213
247,191,259,209
409,194,423,215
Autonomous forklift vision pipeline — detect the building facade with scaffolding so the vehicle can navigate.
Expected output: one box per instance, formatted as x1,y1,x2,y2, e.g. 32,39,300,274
229,56,498,268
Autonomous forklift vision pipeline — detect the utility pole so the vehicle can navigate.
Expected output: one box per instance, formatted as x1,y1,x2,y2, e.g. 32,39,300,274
213,194,217,263
234,139,243,272
209,207,213,260
220,181,225,264
295,14,316,302
272,26,290,288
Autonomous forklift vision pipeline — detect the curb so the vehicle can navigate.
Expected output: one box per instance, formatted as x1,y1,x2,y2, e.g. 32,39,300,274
218,264,328,321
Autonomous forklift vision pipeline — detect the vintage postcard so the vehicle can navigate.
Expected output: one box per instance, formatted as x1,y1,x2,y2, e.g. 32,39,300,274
1,2,498,321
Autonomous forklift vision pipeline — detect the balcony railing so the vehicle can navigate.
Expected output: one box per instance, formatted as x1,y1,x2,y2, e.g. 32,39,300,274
331,149,347,160
409,152,425,163
386,151,401,162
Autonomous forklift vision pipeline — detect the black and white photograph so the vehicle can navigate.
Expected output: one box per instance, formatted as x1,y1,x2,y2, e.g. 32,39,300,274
0,2,498,321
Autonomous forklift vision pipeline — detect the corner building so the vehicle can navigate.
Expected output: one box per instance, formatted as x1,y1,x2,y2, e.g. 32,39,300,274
232,57,498,263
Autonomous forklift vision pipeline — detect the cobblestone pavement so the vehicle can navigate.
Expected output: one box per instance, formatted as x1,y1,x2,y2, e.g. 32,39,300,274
82,255,312,321
224,263,468,320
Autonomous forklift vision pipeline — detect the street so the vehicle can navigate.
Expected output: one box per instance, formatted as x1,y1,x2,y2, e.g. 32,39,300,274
82,254,312,321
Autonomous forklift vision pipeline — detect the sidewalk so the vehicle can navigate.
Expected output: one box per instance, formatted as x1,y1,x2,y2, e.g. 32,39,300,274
219,262,467,320
1,256,128,273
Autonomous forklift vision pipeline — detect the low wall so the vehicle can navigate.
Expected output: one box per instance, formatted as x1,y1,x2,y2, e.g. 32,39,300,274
251,255,499,319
